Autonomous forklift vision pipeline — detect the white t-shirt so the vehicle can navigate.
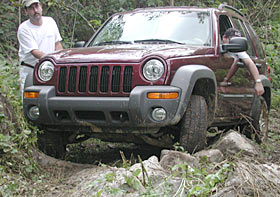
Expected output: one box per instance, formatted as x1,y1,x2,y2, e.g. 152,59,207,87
229,51,250,60
17,16,62,67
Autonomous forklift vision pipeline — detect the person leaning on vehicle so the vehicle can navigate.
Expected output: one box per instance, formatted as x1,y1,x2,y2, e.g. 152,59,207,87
17,0,63,97
221,28,264,96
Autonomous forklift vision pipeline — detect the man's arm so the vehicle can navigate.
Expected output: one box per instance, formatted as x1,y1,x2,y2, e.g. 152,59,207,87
31,49,45,59
243,58,265,96
31,41,63,59
55,41,63,51
223,58,239,82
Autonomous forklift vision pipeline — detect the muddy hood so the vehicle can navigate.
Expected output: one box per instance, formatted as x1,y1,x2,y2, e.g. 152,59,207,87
47,44,213,64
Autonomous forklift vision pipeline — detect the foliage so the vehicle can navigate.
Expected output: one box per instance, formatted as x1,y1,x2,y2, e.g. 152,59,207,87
85,155,233,196
258,20,280,108
173,162,232,196
0,1,19,60
0,57,41,196
141,160,233,196
272,90,280,109
262,22,280,90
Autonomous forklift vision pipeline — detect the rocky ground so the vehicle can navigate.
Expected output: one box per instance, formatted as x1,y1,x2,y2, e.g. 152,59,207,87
33,109,280,196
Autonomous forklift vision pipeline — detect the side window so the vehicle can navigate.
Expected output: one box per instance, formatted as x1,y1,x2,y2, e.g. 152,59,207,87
246,22,265,59
219,15,233,40
232,17,255,57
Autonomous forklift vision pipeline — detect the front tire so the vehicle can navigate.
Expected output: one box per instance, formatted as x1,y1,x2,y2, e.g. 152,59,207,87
179,95,208,153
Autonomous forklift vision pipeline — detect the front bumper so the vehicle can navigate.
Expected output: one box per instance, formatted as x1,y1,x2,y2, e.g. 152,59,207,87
23,85,182,130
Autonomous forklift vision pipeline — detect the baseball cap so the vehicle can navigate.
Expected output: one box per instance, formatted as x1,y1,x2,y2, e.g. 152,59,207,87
22,0,40,7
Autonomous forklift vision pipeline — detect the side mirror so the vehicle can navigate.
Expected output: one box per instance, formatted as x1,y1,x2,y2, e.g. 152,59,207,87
221,37,248,53
74,41,86,48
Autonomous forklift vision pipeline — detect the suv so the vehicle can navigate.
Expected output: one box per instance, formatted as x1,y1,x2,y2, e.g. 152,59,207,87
23,4,271,158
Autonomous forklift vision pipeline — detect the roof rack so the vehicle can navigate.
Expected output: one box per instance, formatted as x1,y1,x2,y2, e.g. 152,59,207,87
218,3,244,17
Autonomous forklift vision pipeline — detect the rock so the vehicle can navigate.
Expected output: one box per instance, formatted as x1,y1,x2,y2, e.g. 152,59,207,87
257,163,280,186
220,161,280,196
35,150,93,170
194,149,224,163
211,186,237,197
107,143,116,149
160,149,199,171
130,156,184,196
214,131,260,156
62,166,144,196
129,156,168,183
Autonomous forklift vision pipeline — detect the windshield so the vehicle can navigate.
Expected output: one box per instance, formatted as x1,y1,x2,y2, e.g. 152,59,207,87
89,10,211,46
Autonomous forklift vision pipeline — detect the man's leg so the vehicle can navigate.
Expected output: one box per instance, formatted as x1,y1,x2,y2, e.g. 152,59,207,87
19,66,33,101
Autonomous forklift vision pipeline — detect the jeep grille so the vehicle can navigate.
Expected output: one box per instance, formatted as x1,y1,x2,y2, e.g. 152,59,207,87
57,65,133,95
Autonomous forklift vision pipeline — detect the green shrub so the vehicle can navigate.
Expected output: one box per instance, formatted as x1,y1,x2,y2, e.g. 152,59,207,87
0,57,41,196
272,90,280,110
262,22,280,91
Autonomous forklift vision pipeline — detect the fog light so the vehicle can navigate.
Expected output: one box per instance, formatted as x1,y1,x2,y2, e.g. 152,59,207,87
29,106,40,119
152,108,166,121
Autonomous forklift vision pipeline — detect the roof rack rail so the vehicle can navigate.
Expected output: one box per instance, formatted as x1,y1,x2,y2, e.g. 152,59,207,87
218,3,244,17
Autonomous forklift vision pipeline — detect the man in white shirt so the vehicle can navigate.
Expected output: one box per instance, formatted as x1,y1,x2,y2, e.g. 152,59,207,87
221,28,264,96
17,0,63,96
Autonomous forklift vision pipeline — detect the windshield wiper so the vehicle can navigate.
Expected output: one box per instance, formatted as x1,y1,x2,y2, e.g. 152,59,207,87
134,39,184,45
95,40,132,46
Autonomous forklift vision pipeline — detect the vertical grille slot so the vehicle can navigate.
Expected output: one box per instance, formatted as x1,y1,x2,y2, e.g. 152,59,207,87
68,67,77,92
89,66,98,92
100,66,109,92
112,66,121,92
123,66,133,92
58,67,67,92
79,66,88,92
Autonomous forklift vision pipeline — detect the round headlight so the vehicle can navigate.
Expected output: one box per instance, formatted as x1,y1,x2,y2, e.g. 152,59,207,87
29,105,40,120
38,61,54,82
152,108,166,121
143,59,164,81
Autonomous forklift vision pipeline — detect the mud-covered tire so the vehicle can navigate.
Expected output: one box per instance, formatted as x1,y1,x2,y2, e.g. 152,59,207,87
37,130,68,159
179,95,208,153
247,97,269,143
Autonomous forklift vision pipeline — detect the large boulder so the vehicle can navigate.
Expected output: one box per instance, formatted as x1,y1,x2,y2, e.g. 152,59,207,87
214,131,261,156
160,149,199,171
129,156,168,184
57,166,144,196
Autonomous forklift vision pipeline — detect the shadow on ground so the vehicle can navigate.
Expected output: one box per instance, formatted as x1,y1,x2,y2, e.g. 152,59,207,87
65,141,162,166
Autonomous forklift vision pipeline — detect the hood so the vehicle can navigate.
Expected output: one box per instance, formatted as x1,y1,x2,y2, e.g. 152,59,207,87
47,44,213,64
